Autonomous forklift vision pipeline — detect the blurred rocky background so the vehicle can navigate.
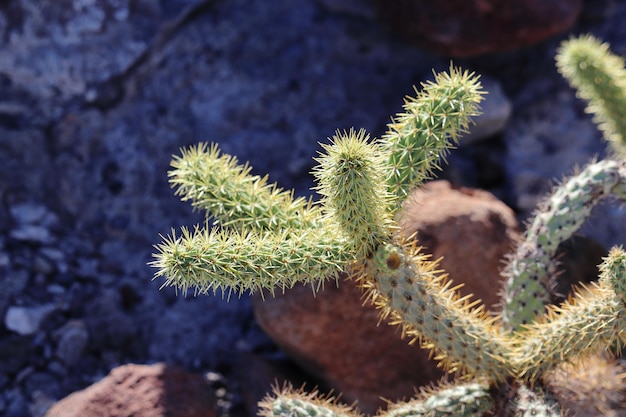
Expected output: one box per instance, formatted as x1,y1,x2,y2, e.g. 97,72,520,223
1,0,626,416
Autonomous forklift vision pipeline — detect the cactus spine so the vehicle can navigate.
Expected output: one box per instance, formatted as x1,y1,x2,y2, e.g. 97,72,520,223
152,35,626,417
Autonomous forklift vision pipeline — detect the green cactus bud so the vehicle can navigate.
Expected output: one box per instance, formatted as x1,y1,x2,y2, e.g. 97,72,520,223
168,142,322,231
381,66,484,202
361,241,512,381
502,159,626,329
556,34,626,157
313,129,394,258
383,382,493,417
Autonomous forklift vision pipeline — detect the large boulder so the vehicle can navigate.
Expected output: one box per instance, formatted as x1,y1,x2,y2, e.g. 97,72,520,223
374,0,582,57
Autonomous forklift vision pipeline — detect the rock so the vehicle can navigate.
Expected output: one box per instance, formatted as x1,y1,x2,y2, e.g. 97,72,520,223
397,180,520,310
44,363,218,417
54,320,89,368
10,225,53,244
252,181,521,413
5,305,57,336
374,0,582,57
236,351,313,417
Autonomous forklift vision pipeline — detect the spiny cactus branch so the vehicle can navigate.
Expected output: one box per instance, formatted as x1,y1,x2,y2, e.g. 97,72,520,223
381,66,484,203
312,129,394,258
502,159,626,330
169,142,322,231
557,34,626,157
151,226,354,296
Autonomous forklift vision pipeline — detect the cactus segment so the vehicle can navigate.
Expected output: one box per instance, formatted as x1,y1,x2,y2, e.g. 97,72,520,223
361,241,512,381
383,382,493,417
512,281,623,381
259,385,360,417
151,226,354,296
600,246,626,303
502,159,626,329
168,143,322,231
381,66,484,202
313,129,394,258
556,35,626,156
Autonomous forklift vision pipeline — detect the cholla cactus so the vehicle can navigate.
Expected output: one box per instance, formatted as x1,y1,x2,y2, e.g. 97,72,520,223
152,36,626,417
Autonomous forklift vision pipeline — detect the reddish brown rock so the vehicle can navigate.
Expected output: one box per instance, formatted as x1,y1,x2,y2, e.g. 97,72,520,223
374,0,582,57
45,363,217,417
252,180,521,414
397,180,520,310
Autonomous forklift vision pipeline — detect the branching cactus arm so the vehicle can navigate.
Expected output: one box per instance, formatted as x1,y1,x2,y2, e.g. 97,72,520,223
380,66,484,204
151,226,354,296
557,34,626,156
502,159,626,330
313,129,395,258
512,246,626,381
382,382,493,417
168,143,323,231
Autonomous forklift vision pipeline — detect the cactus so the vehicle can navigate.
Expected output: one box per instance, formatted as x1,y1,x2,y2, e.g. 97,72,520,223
152,36,626,417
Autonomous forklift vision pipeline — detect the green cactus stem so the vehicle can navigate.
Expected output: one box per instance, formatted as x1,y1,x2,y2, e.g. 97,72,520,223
151,226,354,296
502,159,626,330
359,241,512,381
313,129,395,258
381,66,484,203
512,246,626,381
556,34,626,157
259,385,360,417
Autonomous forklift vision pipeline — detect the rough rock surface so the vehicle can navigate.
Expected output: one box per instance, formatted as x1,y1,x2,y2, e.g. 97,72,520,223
374,0,582,57
44,363,217,417
252,182,521,413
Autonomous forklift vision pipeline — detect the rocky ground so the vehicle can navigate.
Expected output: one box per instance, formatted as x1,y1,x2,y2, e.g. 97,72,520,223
2,0,626,416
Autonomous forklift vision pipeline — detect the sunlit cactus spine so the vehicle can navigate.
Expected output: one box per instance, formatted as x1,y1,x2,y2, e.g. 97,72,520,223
152,35,626,417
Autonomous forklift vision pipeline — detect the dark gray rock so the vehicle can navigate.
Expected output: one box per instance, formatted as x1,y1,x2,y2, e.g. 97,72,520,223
54,320,89,368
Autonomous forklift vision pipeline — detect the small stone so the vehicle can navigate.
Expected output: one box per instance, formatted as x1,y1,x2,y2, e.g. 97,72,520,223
0,252,9,267
5,305,56,336
10,225,53,244
74,258,99,280
54,320,89,367
39,248,68,274
10,204,49,225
